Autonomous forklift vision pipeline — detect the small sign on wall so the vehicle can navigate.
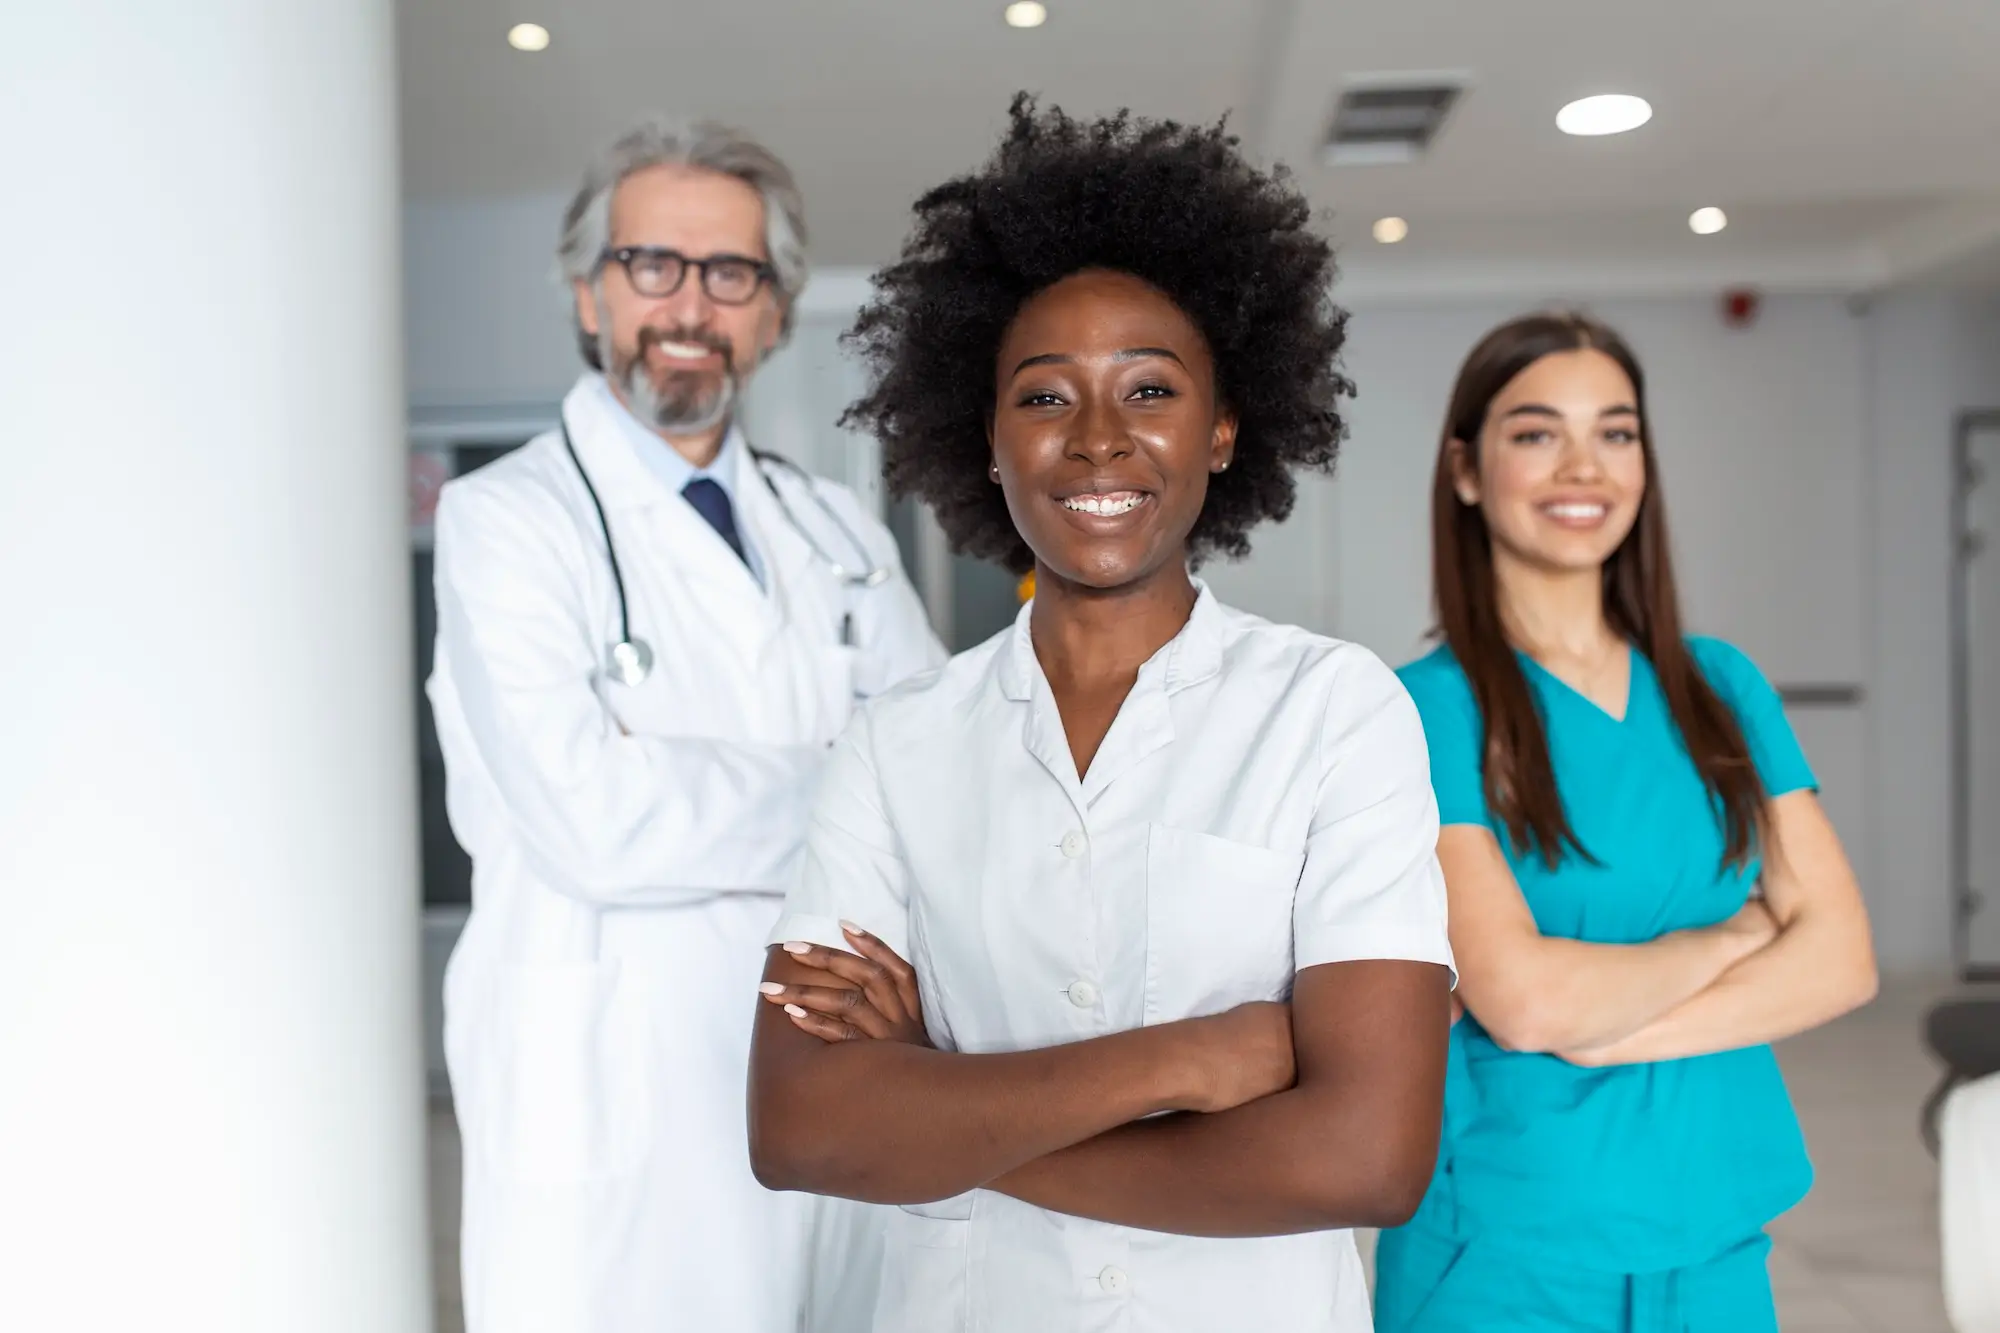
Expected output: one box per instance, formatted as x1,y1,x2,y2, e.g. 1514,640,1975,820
409,448,451,544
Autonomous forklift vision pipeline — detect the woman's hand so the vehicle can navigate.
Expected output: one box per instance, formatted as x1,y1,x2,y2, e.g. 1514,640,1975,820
1711,896,1780,962
1559,899,1782,1066
761,927,1294,1115
1170,1001,1297,1113
758,923,932,1046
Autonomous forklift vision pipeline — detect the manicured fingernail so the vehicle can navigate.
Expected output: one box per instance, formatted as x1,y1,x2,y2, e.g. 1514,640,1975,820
840,920,865,936
758,983,784,995
784,1004,808,1018
783,942,811,955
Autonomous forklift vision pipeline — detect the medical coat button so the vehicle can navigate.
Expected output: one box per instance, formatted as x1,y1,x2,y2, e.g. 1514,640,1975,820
1060,830,1087,859
1067,979,1100,1008
1098,1265,1130,1294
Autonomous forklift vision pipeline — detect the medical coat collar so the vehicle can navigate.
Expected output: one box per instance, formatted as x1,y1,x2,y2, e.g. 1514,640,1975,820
561,374,754,513
996,578,1225,703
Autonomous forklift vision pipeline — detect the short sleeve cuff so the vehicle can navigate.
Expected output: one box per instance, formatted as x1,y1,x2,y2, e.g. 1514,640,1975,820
766,910,914,960
1296,929,1458,989
765,911,860,956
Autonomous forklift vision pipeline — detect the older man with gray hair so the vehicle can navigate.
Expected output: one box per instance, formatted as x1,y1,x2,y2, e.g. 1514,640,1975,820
426,116,942,1333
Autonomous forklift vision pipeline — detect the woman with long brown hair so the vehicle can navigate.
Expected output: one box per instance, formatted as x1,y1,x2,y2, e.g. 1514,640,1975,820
1371,311,1878,1332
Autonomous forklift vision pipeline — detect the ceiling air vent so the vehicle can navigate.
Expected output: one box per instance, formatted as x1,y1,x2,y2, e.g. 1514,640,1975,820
1322,77,1464,166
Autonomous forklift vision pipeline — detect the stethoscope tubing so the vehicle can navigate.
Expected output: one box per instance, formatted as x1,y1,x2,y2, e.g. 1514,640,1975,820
557,412,886,681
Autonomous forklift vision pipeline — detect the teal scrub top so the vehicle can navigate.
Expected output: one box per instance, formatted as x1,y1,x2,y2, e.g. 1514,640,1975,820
1395,637,1817,1273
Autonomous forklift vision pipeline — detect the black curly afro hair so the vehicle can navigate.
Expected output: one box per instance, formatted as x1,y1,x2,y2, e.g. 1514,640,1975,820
841,93,1353,575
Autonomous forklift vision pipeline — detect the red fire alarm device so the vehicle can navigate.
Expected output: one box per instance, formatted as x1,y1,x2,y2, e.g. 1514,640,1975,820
1721,287,1761,329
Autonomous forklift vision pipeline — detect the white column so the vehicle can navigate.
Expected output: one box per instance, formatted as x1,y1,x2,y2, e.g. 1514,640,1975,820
0,4,430,1332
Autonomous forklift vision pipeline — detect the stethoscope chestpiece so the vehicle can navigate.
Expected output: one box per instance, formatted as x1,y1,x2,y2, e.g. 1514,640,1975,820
608,638,654,687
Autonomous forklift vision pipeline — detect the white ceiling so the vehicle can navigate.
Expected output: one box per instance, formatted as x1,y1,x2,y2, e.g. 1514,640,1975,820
398,0,2000,291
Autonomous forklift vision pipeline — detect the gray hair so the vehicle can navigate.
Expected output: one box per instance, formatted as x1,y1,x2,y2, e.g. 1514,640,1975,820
557,115,810,368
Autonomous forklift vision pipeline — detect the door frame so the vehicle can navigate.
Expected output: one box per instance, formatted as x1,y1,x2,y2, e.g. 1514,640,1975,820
1950,408,2000,981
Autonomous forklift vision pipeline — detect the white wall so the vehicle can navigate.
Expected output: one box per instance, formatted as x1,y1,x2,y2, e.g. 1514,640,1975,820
1863,289,2000,972
405,192,576,407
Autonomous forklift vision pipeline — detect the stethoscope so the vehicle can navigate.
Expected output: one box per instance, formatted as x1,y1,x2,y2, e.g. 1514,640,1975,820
559,414,890,687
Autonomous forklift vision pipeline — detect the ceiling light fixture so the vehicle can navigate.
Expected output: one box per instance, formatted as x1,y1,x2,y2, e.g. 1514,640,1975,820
507,22,551,52
1372,217,1410,244
1689,206,1729,236
1555,93,1652,137
1004,2,1048,27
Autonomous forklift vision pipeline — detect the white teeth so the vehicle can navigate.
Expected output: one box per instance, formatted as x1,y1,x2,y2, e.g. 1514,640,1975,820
1063,492,1144,516
658,342,714,360
1543,503,1606,519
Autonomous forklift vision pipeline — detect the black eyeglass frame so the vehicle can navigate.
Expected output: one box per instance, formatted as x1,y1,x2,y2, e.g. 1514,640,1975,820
597,245,779,305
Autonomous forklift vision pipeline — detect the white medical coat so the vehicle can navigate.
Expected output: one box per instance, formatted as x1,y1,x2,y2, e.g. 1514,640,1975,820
427,374,944,1333
772,587,1455,1333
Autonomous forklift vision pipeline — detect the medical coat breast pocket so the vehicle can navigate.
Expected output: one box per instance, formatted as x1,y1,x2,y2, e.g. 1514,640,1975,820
1144,824,1305,1022
813,643,861,723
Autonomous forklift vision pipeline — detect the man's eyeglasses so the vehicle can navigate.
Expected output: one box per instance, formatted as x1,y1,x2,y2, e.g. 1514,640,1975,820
598,246,777,305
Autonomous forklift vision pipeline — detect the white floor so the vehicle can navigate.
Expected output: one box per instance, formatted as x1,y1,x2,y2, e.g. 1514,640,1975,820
425,976,1977,1332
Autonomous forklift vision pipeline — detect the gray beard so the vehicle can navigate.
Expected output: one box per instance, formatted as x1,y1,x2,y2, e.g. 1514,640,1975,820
603,328,739,436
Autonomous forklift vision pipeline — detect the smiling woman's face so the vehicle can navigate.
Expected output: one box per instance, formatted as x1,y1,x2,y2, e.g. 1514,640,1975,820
988,269,1237,591
1452,347,1648,577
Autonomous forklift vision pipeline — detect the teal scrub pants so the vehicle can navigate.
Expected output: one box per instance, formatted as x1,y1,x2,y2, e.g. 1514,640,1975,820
1373,1224,1779,1333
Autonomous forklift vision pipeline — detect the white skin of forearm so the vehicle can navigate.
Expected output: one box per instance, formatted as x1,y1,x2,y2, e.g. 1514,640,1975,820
1560,790,1877,1066
1437,824,1780,1054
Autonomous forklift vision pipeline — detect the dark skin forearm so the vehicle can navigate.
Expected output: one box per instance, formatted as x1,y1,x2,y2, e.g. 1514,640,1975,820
988,961,1453,1235
762,935,1453,1235
747,938,1293,1205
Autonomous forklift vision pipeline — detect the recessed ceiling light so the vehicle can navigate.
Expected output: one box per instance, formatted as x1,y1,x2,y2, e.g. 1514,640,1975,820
1556,93,1652,137
507,22,551,52
1372,216,1410,244
1689,206,1728,236
1004,2,1048,28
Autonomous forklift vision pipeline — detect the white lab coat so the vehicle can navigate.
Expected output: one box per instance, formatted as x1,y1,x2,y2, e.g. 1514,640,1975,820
427,374,944,1333
772,587,1455,1333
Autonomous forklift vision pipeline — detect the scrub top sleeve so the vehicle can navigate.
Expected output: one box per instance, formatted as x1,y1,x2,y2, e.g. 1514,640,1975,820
767,710,917,960
1293,648,1458,982
1396,653,1491,828
1689,637,1817,797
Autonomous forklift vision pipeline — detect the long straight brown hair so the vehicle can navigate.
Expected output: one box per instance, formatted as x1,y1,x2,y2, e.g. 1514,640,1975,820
1432,311,1768,869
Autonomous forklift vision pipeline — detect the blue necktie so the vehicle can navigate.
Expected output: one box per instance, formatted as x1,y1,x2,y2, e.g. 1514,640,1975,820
682,477,749,568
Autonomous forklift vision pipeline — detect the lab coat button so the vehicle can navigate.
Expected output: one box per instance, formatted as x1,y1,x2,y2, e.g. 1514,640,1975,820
1060,830,1087,859
1067,979,1100,1008
1099,1265,1130,1294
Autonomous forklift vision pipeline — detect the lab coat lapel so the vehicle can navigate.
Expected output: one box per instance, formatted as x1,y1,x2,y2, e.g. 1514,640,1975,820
1078,682,1173,805
731,448,824,653
997,603,1086,801
997,585,1227,805
566,381,777,663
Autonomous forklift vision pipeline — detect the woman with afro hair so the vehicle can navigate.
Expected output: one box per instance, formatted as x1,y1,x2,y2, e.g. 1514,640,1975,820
747,96,1456,1333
